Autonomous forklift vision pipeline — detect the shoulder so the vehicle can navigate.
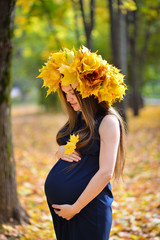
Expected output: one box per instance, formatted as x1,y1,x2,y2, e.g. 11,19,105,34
99,114,120,130
99,114,120,140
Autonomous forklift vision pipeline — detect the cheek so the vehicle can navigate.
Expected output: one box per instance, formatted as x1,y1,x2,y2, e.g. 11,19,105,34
73,96,79,104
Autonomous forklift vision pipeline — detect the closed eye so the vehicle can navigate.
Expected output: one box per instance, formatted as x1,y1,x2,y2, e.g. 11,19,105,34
65,92,75,96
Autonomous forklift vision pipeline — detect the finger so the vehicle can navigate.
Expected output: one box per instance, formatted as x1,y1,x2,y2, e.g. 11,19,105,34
64,155,80,162
52,204,61,209
69,155,80,162
62,154,80,162
62,156,74,162
54,210,65,219
62,155,73,161
74,151,81,157
72,153,81,160
54,210,61,217
54,209,59,213
68,154,81,161
54,209,58,215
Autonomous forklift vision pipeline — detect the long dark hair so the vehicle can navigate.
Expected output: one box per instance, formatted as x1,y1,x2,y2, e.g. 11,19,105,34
56,84,126,181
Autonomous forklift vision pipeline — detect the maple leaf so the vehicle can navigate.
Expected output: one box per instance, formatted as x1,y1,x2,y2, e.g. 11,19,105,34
36,49,76,97
64,134,79,155
58,65,78,86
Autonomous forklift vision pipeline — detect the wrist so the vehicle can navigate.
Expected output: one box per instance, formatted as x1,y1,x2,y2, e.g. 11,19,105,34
72,200,84,214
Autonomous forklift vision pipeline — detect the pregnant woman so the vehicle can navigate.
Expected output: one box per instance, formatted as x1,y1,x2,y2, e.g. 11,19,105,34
37,46,127,240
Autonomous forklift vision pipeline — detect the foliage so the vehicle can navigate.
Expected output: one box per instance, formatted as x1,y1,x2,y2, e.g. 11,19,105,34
120,0,137,14
0,105,159,239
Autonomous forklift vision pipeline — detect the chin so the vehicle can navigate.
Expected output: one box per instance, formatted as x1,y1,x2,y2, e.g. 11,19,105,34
72,106,80,111
73,108,80,112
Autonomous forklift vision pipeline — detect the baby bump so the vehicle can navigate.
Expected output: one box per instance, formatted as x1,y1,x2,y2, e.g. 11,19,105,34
44,157,98,205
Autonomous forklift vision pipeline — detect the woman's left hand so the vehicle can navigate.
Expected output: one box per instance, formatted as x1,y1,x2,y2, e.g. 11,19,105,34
52,204,79,220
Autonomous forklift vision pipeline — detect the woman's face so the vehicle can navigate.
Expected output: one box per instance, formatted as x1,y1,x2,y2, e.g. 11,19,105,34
61,85,81,112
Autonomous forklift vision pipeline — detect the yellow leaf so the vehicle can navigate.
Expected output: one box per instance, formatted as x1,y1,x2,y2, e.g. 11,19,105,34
64,134,79,155
59,65,78,86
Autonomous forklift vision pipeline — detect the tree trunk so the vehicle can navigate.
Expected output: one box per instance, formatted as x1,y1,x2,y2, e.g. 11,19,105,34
108,0,120,68
108,0,128,122
128,9,139,116
139,27,151,90
79,0,95,50
0,0,30,224
138,26,151,109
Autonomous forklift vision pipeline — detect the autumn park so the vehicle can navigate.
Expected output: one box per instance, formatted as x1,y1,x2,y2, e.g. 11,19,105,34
0,0,160,239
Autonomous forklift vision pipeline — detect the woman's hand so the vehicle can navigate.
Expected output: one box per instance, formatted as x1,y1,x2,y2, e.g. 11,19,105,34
56,145,81,162
52,203,81,220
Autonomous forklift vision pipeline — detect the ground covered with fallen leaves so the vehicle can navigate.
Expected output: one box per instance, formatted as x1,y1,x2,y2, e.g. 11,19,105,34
0,105,159,240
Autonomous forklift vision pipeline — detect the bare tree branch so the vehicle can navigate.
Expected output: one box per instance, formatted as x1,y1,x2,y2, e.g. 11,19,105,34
79,0,95,49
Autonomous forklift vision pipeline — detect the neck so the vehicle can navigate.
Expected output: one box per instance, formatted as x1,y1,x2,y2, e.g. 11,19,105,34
78,110,84,120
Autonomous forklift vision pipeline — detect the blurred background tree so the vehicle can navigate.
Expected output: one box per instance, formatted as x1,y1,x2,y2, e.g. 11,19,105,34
11,0,160,115
0,0,30,224
127,0,160,115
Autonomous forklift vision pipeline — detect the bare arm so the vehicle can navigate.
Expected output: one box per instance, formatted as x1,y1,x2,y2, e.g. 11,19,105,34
72,115,120,213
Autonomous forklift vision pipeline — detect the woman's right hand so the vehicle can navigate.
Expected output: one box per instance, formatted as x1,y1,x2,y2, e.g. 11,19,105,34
56,145,81,162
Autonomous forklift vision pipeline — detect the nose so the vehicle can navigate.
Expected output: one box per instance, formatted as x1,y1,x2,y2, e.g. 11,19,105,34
66,94,73,102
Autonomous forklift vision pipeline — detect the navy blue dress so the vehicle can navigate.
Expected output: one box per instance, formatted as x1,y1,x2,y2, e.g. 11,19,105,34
44,111,113,240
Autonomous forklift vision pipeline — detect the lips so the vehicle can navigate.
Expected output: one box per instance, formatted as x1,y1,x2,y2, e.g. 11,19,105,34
71,103,77,106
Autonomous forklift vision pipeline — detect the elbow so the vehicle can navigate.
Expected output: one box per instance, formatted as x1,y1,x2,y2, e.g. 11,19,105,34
99,170,113,181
